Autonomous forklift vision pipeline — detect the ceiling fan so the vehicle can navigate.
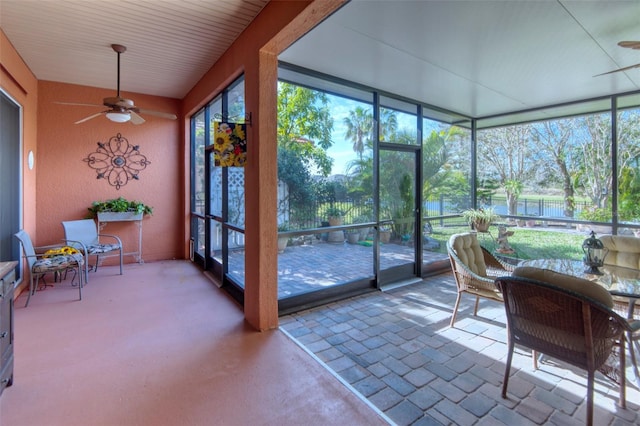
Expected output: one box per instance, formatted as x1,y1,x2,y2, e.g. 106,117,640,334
56,44,177,125
594,41,640,76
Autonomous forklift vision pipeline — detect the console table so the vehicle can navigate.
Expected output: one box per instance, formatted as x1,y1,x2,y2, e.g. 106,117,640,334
0,261,17,396
97,212,144,263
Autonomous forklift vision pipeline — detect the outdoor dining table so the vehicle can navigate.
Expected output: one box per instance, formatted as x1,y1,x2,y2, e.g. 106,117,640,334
518,258,640,386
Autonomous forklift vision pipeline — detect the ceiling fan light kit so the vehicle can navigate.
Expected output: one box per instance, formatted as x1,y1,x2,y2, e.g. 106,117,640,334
56,44,177,125
105,111,131,123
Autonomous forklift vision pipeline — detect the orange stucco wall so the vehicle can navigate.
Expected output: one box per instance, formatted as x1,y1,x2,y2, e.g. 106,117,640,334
1,0,344,329
1,30,39,295
1,30,38,234
36,81,183,262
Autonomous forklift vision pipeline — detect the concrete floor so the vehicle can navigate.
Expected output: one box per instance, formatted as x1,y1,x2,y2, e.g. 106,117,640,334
0,260,388,426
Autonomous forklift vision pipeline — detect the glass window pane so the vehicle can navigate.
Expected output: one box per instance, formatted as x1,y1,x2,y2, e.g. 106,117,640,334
380,96,417,144
277,80,376,300
422,117,471,217
573,113,612,226
209,156,222,218
227,229,245,286
379,150,416,270
476,110,613,237
617,93,640,227
193,216,205,257
208,97,222,146
193,110,206,215
228,167,245,228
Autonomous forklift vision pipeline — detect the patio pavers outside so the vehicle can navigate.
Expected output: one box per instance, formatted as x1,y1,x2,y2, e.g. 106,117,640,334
229,238,449,299
280,273,640,426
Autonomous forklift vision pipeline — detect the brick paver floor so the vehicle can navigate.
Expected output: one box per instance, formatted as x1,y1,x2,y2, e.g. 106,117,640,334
280,273,640,425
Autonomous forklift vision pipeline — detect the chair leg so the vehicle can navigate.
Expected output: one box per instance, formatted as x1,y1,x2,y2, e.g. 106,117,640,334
24,275,35,307
627,330,640,389
473,295,480,316
77,264,82,301
586,370,594,426
119,248,123,275
619,337,626,408
532,350,539,370
83,254,90,284
502,339,514,399
450,292,463,327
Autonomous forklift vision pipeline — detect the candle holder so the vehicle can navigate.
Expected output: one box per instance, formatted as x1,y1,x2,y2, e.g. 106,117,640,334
582,231,608,275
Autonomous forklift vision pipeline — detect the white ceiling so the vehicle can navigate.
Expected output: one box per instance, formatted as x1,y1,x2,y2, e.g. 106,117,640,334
2,0,640,122
281,0,640,121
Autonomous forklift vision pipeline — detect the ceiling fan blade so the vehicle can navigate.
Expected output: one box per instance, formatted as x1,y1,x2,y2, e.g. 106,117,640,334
129,111,146,125
55,101,104,108
136,108,177,120
74,111,106,124
618,41,640,50
594,62,640,77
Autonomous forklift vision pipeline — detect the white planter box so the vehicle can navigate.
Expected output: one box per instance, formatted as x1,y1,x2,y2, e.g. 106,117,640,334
97,212,144,222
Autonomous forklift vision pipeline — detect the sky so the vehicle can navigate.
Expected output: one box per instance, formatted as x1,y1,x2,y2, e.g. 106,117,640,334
324,94,420,176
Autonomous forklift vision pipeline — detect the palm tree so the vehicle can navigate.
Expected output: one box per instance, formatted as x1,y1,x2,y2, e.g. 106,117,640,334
379,108,398,141
343,106,373,160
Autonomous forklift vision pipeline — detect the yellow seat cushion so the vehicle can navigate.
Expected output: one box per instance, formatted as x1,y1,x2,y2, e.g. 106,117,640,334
513,266,613,308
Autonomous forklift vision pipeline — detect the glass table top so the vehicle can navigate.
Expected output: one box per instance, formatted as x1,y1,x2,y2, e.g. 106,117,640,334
518,258,640,299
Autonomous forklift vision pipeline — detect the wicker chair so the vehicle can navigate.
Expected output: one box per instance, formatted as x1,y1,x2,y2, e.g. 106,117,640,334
447,232,514,327
496,267,640,426
600,234,640,320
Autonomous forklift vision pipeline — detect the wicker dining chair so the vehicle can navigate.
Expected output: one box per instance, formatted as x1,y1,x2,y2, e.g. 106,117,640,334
446,232,515,327
496,267,640,426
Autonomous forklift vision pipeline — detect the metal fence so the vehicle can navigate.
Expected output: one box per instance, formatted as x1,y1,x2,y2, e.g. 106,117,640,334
424,195,591,219
282,195,590,230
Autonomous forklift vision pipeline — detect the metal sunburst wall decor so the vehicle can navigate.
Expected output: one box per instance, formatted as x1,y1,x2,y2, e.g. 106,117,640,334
83,133,151,189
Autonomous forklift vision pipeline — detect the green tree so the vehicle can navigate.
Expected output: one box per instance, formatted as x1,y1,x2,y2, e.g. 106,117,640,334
531,119,577,218
277,82,335,227
422,127,465,199
345,155,373,201
618,161,640,221
573,114,611,209
616,110,640,221
344,106,373,160
477,124,538,216
379,108,398,141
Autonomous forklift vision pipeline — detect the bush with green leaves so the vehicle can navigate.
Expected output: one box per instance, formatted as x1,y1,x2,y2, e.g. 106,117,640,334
87,197,153,218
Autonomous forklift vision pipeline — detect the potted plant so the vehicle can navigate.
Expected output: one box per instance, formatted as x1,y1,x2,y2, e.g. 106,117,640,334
345,229,360,244
461,207,499,232
325,206,345,226
353,215,372,241
87,197,153,221
379,224,392,243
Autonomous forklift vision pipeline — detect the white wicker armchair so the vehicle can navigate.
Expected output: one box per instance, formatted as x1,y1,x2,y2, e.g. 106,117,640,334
446,232,514,327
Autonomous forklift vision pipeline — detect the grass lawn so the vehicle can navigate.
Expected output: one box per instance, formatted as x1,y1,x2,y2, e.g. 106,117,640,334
427,224,586,261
